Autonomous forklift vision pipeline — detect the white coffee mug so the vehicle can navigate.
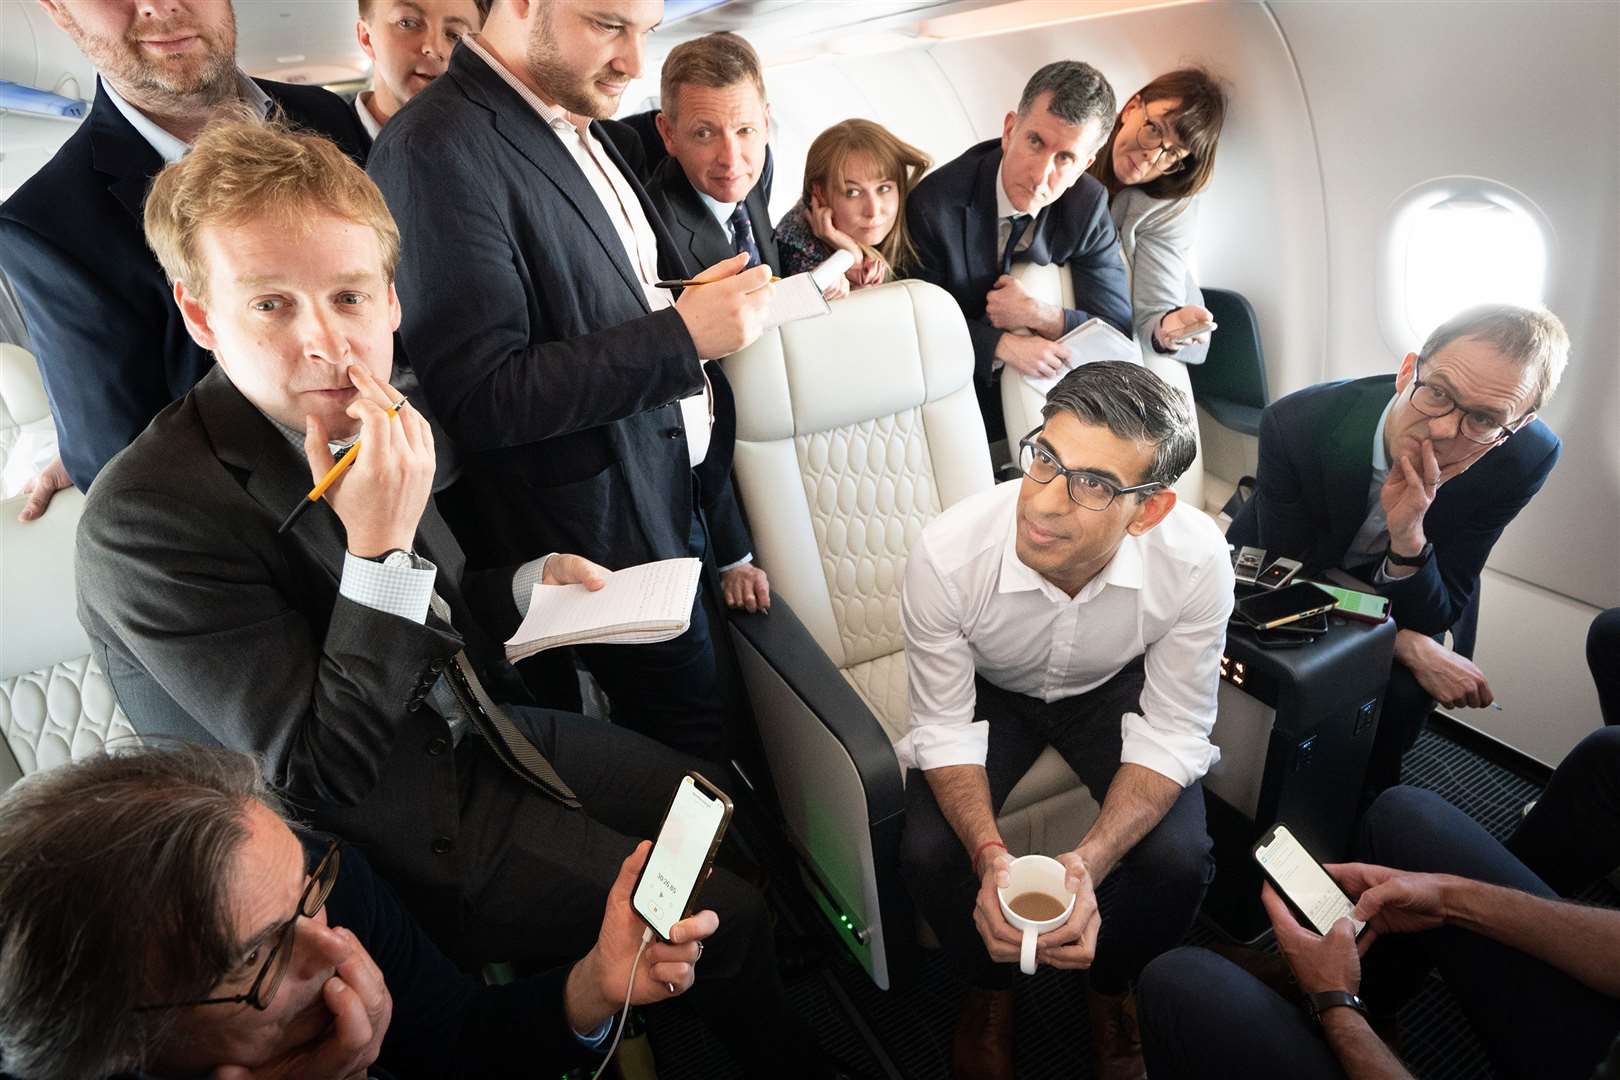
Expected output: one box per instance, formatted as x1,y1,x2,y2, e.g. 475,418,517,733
996,854,1077,975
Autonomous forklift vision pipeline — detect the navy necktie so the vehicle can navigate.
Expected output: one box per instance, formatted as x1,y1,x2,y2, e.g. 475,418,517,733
1002,214,1032,276
729,202,762,268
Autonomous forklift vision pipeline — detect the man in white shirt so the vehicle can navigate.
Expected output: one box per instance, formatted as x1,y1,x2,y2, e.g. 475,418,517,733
353,0,486,141
897,361,1232,1080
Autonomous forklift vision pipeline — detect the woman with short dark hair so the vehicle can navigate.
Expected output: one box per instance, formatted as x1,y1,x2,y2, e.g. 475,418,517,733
1088,68,1228,364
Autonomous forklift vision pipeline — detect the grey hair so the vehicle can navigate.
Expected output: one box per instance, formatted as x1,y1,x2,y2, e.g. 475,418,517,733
0,741,282,1080
1418,303,1569,413
1041,361,1197,489
1017,61,1117,146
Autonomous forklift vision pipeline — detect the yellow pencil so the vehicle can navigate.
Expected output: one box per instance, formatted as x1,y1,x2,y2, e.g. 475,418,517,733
277,398,406,534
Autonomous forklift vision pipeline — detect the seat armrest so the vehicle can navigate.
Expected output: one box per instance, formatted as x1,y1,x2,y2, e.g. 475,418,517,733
728,596,904,825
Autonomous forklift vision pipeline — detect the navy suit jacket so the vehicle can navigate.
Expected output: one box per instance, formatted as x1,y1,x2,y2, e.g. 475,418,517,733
905,138,1132,386
368,46,748,572
1227,375,1561,647
0,77,368,490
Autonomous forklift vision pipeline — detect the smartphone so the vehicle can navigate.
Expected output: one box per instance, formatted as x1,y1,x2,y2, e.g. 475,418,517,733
1266,611,1328,636
1255,556,1304,591
1235,581,1338,630
1170,318,1217,345
1252,824,1367,938
1312,582,1391,624
632,772,734,943
1233,546,1267,586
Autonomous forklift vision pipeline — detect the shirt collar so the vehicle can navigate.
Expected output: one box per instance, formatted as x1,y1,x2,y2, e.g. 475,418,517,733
995,488,1146,604
462,35,580,134
264,411,357,456
1371,393,1397,474
697,189,738,229
101,71,272,165
993,160,1022,223
354,90,385,141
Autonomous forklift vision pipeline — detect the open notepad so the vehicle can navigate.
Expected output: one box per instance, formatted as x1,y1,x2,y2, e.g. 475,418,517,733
504,557,703,661
1020,317,1141,396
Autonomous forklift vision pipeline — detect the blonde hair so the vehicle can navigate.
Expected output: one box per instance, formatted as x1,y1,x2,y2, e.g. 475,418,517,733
800,119,931,275
659,32,765,123
144,113,400,301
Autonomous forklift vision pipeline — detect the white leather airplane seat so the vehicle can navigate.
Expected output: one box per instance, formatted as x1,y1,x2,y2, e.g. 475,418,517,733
0,488,135,793
724,279,1101,872
0,343,58,496
998,262,1212,516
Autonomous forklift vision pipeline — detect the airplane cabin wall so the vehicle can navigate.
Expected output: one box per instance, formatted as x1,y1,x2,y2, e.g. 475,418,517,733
760,1,1617,765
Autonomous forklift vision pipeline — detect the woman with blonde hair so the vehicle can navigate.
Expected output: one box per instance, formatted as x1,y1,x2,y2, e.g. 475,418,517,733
775,119,931,299
1088,67,1227,363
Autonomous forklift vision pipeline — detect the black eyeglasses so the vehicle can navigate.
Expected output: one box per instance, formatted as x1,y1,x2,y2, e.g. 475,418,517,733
1132,98,1190,175
1408,364,1524,444
136,839,341,1013
1017,428,1164,511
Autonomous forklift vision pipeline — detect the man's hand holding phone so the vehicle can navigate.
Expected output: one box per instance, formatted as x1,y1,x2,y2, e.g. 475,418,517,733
1261,882,1366,996
565,841,718,1035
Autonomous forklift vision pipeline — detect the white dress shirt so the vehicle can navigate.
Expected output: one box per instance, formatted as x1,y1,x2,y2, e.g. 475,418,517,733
354,90,385,142
462,36,710,468
993,161,1036,262
897,480,1234,787
101,72,273,164
1344,395,1401,584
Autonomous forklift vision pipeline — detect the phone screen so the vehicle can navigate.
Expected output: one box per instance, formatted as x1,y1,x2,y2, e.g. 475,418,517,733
1314,583,1391,620
633,774,729,941
1253,825,1365,937
1237,582,1338,628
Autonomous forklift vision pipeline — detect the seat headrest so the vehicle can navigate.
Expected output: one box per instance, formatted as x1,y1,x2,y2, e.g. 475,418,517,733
725,280,975,440
0,488,92,680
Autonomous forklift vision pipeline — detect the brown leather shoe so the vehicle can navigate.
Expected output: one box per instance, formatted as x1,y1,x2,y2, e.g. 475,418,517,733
951,987,1015,1080
1087,986,1146,1080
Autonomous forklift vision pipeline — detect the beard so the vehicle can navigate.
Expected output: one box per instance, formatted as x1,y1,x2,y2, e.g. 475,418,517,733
523,10,626,119
62,6,238,110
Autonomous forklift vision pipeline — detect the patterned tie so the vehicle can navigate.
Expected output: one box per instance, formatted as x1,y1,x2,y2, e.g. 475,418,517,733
729,202,762,268
1002,214,1032,276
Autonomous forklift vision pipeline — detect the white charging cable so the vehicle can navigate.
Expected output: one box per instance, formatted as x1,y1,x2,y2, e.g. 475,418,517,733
588,926,655,1080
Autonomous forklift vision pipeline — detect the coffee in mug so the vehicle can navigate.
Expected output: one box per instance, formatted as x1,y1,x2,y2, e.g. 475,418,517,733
1008,891,1067,922
996,854,1077,974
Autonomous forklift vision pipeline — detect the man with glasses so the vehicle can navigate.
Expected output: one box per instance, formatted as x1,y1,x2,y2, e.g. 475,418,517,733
1228,303,1568,795
0,744,716,1080
907,60,1132,441
897,362,1231,1080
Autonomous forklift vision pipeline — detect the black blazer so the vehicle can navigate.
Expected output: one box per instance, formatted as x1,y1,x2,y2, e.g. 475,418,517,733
77,369,537,942
1226,375,1562,647
905,138,1132,386
368,46,745,572
644,153,782,275
0,77,369,490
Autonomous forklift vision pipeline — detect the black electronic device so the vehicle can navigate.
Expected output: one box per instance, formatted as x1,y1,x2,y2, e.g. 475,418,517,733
1235,582,1339,630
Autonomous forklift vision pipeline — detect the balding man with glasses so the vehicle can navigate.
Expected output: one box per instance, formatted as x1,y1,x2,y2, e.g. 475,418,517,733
896,362,1232,1080
0,744,715,1080
1228,303,1568,796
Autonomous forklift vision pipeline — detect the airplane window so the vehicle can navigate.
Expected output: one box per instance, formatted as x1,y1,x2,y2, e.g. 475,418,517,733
1380,178,1551,350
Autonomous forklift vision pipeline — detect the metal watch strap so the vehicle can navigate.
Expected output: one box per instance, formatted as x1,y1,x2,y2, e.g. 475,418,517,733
1307,990,1368,1024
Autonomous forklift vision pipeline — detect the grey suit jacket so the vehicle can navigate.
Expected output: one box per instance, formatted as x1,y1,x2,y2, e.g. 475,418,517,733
77,368,536,942
1109,187,1210,366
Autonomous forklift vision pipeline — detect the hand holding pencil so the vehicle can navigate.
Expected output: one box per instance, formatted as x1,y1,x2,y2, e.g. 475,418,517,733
289,364,436,556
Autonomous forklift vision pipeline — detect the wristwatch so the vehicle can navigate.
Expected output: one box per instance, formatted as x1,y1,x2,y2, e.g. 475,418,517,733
364,548,418,570
1384,541,1433,569
1307,989,1369,1024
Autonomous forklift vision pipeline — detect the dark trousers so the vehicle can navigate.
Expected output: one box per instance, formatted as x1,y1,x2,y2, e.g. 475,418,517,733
1363,658,1432,795
451,706,821,1076
1139,786,1620,1080
1592,608,1620,727
1507,725,1620,896
576,511,728,765
899,662,1215,994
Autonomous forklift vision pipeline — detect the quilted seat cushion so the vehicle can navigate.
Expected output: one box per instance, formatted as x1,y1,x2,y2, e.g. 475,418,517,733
1,655,136,775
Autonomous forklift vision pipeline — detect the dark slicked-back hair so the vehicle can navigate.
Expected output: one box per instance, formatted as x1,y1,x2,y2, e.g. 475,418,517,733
0,743,281,1080
1041,361,1198,489
1016,61,1116,149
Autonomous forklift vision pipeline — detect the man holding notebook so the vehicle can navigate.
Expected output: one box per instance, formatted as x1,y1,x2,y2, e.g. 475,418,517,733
74,119,835,1078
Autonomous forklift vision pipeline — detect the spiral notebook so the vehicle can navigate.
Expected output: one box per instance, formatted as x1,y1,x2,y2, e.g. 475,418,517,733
504,557,704,661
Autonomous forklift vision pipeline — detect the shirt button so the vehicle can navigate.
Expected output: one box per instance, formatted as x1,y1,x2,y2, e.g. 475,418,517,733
426,737,449,756
432,836,454,855
666,427,683,440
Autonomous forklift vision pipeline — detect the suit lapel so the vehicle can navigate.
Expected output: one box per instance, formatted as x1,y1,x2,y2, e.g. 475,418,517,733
1321,378,1397,559
450,50,648,309
746,185,779,270
964,148,1002,281
193,370,347,589
87,78,165,223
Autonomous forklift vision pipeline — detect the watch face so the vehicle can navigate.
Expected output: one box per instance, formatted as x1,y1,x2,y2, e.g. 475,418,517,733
382,550,414,569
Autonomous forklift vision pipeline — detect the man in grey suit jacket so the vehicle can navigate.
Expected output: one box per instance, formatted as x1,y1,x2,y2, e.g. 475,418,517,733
368,2,775,764
75,118,830,1077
